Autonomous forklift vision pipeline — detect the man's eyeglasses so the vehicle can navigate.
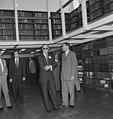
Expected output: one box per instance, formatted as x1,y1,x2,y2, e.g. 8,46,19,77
42,48,49,50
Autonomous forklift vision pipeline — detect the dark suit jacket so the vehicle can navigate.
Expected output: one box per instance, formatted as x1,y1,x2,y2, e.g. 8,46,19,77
53,61,60,91
9,58,26,83
38,53,56,84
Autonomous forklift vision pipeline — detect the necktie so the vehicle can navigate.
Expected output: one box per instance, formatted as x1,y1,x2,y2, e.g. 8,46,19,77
15,58,19,67
64,53,67,61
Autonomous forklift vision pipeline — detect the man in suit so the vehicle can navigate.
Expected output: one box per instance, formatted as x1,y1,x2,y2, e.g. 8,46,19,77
9,51,26,104
53,54,61,105
0,51,12,111
61,42,80,109
38,44,61,113
29,57,36,84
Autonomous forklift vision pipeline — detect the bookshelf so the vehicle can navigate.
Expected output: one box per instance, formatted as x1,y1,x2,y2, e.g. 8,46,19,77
0,10,49,41
70,8,79,30
65,13,70,32
104,0,113,14
0,10,15,41
1,1,113,41
34,11,49,41
51,12,62,39
18,11,49,41
71,36,113,90
89,0,104,20
71,45,83,83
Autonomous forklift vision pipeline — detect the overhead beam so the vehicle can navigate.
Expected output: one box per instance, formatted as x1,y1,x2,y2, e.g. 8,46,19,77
93,25,113,31
13,0,19,42
60,0,67,38
46,0,52,42
49,0,73,19
89,13,113,29
81,0,89,30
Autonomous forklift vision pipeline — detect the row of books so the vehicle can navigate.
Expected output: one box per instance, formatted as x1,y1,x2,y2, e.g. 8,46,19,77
19,24,33,29
52,30,62,36
19,36,34,40
35,30,49,35
20,36,49,41
89,0,101,6
0,23,14,29
18,19,33,23
0,18,14,23
19,30,34,35
35,36,49,40
104,1,113,13
90,1,103,13
83,65,94,71
83,58,93,64
83,72,94,78
94,64,109,72
0,30,14,35
90,0,113,7
95,79,110,88
18,11,48,18
34,24,48,29
34,19,48,24
0,10,14,16
0,36,14,40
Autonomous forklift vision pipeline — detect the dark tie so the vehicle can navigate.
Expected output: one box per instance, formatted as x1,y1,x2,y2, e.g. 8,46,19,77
64,53,67,61
15,58,19,67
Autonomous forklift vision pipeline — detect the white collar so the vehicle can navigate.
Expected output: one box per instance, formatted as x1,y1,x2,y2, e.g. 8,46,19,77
43,53,48,57
65,50,69,56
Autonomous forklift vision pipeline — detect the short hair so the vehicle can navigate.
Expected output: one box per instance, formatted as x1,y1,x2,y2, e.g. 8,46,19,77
63,42,70,48
41,44,49,49
11,51,19,58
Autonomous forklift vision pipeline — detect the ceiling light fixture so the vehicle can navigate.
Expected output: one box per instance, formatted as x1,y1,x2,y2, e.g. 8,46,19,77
21,49,26,51
2,49,6,51
31,52,35,54
36,49,40,52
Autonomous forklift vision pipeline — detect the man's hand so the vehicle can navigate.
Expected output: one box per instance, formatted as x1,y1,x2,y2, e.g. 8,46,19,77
70,76,74,81
5,73,8,75
10,79,13,83
44,65,52,70
23,77,26,81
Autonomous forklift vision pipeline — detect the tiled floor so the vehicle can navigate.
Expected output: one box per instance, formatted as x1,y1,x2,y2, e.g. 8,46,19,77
1,81,113,119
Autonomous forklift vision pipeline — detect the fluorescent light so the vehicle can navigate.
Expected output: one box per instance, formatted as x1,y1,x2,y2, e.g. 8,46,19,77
31,52,35,54
36,49,40,52
2,49,6,51
1,51,5,54
21,49,26,51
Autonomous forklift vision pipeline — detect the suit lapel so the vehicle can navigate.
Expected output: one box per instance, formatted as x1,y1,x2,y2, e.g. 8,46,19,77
63,51,71,62
42,54,48,65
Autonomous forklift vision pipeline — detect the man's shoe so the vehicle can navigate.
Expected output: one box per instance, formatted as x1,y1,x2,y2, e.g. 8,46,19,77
54,107,61,112
7,106,13,109
47,109,52,113
77,90,81,93
60,104,67,108
69,105,74,109
0,107,4,111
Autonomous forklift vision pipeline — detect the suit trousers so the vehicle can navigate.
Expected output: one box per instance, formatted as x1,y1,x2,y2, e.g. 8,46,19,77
40,79,58,111
12,81,23,104
0,74,11,107
61,79,75,106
